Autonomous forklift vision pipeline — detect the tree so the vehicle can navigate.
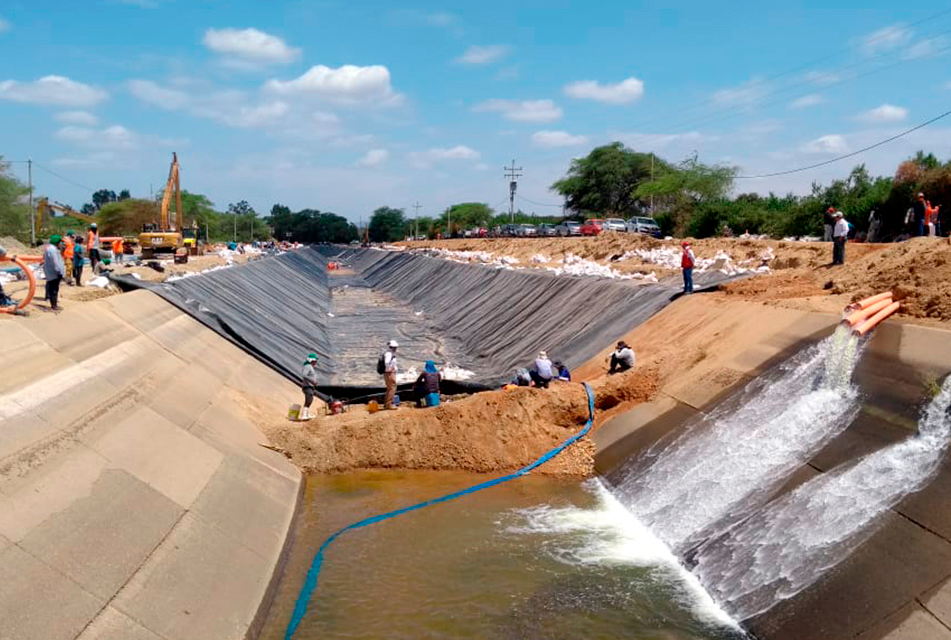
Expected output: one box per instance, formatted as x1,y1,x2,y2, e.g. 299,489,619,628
91,189,118,211
118,189,131,201
0,156,30,242
635,155,737,234
437,202,494,234
97,199,161,236
551,142,659,216
368,206,406,242
227,200,256,217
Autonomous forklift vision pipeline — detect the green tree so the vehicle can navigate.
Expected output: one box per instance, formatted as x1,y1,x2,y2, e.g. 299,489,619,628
437,202,494,234
368,206,406,242
0,157,30,242
118,189,131,201
551,142,659,216
635,155,737,234
91,189,118,211
97,199,161,236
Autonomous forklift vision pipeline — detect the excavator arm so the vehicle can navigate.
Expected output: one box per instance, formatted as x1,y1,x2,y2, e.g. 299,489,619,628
35,197,98,237
159,152,180,230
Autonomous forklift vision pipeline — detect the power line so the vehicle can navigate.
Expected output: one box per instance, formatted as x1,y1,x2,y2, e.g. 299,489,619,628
32,162,95,193
736,107,951,179
516,194,562,208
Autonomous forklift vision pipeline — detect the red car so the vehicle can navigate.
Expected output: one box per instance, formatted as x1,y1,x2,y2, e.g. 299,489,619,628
580,219,603,236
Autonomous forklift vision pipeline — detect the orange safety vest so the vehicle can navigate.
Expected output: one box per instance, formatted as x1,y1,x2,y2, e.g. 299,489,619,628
63,237,74,261
112,239,123,254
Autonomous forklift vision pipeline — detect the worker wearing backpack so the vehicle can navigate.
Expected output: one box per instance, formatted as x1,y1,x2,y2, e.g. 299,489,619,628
379,340,399,409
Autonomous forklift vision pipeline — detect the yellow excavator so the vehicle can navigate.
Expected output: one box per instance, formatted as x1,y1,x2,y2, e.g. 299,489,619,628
139,152,203,259
34,197,98,238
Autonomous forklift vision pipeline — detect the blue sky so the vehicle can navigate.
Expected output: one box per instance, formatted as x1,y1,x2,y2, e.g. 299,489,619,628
2,0,950,222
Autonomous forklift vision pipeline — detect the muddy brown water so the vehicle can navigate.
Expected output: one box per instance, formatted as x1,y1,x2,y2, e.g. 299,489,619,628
260,470,745,640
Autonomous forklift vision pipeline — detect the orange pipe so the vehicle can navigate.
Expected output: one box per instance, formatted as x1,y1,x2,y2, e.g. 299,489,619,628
854,291,892,310
854,301,900,335
0,255,36,314
845,298,892,326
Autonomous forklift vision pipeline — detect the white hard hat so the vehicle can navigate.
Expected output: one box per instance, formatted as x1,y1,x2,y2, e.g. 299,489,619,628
388,340,399,348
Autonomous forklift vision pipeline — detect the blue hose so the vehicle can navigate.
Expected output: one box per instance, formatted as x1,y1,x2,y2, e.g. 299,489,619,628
284,382,597,639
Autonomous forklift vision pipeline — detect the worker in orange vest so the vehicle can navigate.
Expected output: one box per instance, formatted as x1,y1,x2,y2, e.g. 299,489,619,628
63,232,75,285
112,238,124,264
87,223,101,272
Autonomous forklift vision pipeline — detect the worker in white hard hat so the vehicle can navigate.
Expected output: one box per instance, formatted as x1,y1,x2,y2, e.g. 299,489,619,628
381,339,399,409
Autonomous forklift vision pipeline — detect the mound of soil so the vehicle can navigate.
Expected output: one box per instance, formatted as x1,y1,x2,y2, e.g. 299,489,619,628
242,369,658,477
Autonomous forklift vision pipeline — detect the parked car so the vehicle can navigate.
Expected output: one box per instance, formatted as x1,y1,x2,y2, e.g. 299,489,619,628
554,221,582,236
602,218,627,232
537,223,557,237
465,227,487,238
580,219,603,236
500,223,519,237
627,216,662,237
516,224,537,237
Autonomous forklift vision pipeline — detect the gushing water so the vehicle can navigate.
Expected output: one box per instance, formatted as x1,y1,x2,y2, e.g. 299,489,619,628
613,325,863,552
692,376,951,620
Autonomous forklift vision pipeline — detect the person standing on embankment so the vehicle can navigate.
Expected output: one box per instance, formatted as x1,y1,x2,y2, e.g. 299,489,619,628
381,340,399,410
681,241,695,294
88,223,101,272
72,236,85,286
301,353,319,421
43,235,67,311
832,212,849,265
823,206,836,241
913,193,927,237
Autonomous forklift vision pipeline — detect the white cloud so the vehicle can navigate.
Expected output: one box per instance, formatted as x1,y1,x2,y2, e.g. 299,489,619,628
455,45,510,65
51,152,117,169
426,12,456,27
860,24,912,56
532,130,589,148
903,36,949,60
858,103,908,123
789,94,823,109
803,71,839,86
203,28,300,66
615,131,712,152
56,110,99,126
224,101,290,127
740,120,783,136
564,77,644,104
0,75,107,107
801,134,848,154
266,64,401,105
356,149,389,167
129,79,190,109
712,79,766,108
407,145,479,168
473,163,490,171
0,17,10,32
55,125,141,151
473,99,562,123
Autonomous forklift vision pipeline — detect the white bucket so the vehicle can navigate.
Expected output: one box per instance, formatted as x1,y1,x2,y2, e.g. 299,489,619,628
288,403,301,421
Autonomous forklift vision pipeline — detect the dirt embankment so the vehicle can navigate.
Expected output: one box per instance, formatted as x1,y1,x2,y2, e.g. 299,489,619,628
1,236,257,317
240,368,658,478
400,235,951,323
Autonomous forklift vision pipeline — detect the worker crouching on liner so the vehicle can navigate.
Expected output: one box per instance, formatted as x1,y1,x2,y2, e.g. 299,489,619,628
300,353,319,421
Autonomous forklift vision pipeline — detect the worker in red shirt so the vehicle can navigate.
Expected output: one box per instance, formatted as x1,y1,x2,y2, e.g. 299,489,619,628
681,240,696,294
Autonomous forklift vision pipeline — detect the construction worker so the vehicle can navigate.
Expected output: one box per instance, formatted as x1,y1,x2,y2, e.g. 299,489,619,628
72,236,85,286
87,223,101,272
609,341,636,374
414,360,442,407
301,353,319,421
381,340,399,409
63,231,75,285
823,207,836,241
832,211,848,265
530,351,554,388
112,238,124,264
681,240,696,294
913,193,927,237
43,235,67,311
0,243,13,307
926,201,941,237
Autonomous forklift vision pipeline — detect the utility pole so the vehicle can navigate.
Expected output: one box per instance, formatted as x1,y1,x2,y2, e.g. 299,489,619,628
446,207,451,237
413,201,421,239
504,159,523,224
27,159,34,246
650,152,654,217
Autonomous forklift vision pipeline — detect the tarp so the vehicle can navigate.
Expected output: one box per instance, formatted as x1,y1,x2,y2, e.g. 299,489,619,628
113,247,738,397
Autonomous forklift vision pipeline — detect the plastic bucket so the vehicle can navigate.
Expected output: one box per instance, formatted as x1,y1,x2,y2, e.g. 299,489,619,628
288,403,301,421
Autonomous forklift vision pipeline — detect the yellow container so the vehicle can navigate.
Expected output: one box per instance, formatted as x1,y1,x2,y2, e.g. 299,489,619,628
288,403,301,421
367,400,380,414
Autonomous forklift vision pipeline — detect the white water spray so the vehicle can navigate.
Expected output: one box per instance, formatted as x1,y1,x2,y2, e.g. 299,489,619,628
613,325,863,552
692,376,951,620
